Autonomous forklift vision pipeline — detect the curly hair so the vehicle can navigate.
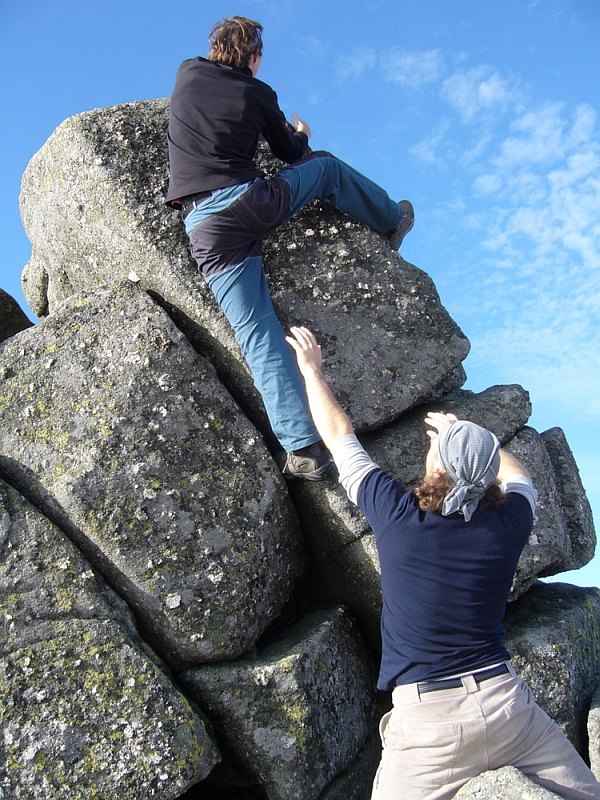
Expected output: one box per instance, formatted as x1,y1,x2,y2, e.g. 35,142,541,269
208,16,263,70
412,474,505,514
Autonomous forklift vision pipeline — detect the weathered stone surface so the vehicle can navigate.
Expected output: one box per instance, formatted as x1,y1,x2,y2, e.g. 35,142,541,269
0,288,33,342
0,282,302,666
319,731,380,800
456,766,561,798
20,256,49,317
505,428,571,597
542,427,596,571
361,384,533,487
588,684,600,780
309,532,383,649
0,479,218,800
504,581,600,753
12,96,599,800
180,607,378,800
289,385,533,644
21,259,49,318
258,189,470,431
20,99,470,435
0,478,135,656
2,622,217,800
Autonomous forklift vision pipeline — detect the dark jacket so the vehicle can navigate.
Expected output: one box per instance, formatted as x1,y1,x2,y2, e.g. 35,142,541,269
166,57,308,206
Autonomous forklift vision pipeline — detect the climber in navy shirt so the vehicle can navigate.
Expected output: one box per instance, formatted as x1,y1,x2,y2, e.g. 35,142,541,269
287,325,600,800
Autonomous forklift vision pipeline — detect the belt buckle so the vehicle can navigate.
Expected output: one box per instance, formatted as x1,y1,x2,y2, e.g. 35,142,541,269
181,200,196,221
416,663,508,695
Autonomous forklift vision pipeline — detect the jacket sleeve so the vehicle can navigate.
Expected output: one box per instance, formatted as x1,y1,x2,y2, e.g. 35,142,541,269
261,86,308,164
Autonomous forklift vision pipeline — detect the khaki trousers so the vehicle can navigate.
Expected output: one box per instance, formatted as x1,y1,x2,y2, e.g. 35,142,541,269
371,662,600,799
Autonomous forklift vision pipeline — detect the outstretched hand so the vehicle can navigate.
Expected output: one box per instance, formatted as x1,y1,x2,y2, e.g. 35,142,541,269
286,326,322,377
285,326,354,446
292,112,312,139
424,411,458,440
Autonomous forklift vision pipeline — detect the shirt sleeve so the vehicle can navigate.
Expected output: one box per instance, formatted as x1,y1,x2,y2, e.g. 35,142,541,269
260,86,308,164
501,474,538,516
329,434,380,505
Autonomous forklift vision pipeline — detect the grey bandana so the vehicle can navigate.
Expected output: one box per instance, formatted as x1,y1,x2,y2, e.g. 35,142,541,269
437,421,501,521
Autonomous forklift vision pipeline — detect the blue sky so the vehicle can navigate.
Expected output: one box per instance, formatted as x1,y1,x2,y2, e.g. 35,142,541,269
1,0,599,586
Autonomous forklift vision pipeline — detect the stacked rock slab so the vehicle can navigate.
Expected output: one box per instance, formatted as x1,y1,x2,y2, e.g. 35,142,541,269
542,427,596,570
0,285,381,799
588,685,600,778
0,288,33,342
504,581,600,753
2,93,597,799
181,607,378,800
19,98,470,438
504,428,571,596
0,478,218,799
0,283,303,667
456,766,562,798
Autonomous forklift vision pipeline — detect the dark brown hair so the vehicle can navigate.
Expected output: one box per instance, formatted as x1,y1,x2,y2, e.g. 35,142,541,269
412,474,505,514
208,16,263,69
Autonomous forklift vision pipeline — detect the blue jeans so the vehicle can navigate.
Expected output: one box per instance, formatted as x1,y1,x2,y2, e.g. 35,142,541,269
189,152,403,452
279,152,402,231
207,257,317,452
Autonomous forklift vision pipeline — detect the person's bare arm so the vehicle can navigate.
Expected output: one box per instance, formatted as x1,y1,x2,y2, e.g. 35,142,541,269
497,448,531,482
285,326,353,450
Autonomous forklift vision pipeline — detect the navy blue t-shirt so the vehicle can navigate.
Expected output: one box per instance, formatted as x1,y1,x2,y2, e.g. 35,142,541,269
357,468,534,691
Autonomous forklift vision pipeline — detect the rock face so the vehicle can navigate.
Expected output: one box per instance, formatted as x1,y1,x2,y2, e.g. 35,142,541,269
19,98,469,438
3,99,598,799
504,582,600,753
456,766,562,798
181,608,378,800
505,428,572,597
588,685,600,779
0,283,301,667
542,427,596,570
0,478,218,799
0,288,32,342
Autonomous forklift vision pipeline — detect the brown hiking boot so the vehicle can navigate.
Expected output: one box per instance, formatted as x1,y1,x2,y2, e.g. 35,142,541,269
277,443,334,482
387,200,414,250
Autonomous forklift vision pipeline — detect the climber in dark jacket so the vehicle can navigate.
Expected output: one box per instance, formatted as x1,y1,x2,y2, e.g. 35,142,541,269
166,15,414,480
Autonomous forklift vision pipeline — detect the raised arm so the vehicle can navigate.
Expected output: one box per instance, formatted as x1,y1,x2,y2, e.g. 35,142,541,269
497,448,531,483
285,326,353,450
426,411,531,482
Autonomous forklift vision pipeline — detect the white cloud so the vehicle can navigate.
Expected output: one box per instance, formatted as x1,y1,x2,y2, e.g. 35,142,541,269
334,46,444,88
472,173,502,195
441,66,518,123
362,46,599,423
400,44,600,431
469,296,600,416
432,81,600,419
334,47,377,80
381,48,444,88
458,133,494,167
409,120,452,166
296,36,330,61
567,103,597,148
493,102,568,168
484,109,600,268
